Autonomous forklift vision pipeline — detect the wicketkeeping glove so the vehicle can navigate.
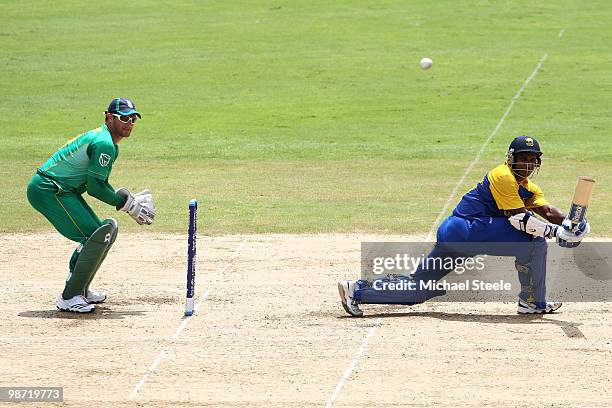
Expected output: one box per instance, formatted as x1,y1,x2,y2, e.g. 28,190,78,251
116,188,156,225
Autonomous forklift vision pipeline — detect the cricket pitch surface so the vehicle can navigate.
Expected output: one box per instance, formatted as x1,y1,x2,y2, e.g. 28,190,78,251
1,233,611,407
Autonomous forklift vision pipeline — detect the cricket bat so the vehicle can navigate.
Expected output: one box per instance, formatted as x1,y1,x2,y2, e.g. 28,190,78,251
568,176,595,226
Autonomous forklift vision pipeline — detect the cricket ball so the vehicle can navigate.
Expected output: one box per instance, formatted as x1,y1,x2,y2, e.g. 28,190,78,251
420,57,433,70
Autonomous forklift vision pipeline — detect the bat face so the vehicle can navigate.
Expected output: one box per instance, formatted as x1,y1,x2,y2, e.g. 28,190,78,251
569,177,595,225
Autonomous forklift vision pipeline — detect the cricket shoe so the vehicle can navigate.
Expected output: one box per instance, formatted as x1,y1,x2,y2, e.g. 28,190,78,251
517,299,562,314
56,294,95,313
338,280,363,317
85,288,107,304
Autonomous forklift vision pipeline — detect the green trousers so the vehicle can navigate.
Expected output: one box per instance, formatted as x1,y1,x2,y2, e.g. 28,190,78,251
27,173,104,299
27,173,102,242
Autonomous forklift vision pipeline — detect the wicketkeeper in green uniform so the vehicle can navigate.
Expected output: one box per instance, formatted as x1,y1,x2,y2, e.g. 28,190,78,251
27,98,156,313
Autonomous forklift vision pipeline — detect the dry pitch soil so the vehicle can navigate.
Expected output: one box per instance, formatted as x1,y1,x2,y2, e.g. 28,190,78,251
1,233,611,407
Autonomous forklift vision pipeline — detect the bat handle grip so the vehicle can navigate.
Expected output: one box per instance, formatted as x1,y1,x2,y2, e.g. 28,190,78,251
567,203,587,225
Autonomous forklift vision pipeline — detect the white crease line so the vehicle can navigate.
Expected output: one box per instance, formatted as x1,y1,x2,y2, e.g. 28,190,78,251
128,348,169,400
425,53,548,242
325,55,549,407
169,239,250,339
172,289,209,340
558,28,566,38
128,237,249,400
324,318,381,408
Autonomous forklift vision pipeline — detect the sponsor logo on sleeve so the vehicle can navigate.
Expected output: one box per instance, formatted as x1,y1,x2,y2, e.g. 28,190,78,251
99,153,111,167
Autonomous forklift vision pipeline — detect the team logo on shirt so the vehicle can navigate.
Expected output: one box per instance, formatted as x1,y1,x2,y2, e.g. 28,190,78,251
99,154,111,167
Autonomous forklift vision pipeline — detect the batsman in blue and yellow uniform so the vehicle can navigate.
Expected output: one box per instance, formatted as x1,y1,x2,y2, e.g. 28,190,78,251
27,98,157,313
338,136,590,317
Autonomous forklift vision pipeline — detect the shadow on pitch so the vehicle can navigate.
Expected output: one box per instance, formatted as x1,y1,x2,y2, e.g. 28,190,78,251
350,310,585,338
18,306,146,320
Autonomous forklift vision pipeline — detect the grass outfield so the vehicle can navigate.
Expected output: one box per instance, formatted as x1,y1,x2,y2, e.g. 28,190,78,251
2,0,611,234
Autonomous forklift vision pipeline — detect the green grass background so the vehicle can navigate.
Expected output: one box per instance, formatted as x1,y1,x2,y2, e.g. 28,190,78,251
2,0,611,235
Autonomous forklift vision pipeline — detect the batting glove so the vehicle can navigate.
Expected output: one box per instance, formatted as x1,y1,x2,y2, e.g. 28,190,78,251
558,218,590,248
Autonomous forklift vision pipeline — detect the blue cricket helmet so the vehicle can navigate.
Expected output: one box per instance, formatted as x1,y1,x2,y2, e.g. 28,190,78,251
106,98,141,118
506,135,542,172
508,135,542,156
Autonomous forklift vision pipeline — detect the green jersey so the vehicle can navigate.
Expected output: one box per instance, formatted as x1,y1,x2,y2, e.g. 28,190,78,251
38,124,119,194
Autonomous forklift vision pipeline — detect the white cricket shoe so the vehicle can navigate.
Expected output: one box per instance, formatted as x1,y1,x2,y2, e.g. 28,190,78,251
338,280,363,317
56,294,95,313
517,299,562,314
86,288,107,304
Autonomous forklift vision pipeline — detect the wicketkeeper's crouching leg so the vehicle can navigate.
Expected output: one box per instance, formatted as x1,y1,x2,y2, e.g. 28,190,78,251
59,219,118,312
